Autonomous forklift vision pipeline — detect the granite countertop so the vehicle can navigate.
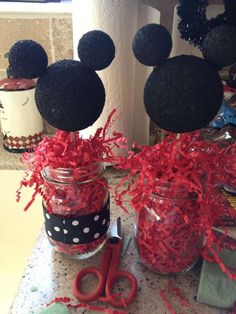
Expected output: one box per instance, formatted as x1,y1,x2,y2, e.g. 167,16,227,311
9,180,231,314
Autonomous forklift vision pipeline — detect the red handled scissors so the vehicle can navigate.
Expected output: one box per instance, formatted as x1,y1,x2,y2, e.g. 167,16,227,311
73,217,138,307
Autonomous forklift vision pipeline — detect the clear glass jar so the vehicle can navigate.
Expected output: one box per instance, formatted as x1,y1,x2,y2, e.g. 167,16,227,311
42,162,109,259
134,182,204,275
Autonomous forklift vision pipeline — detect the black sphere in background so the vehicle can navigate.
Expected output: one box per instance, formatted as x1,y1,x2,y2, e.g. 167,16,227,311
8,40,48,79
35,60,105,132
144,55,223,133
202,25,236,68
78,30,115,71
132,24,172,66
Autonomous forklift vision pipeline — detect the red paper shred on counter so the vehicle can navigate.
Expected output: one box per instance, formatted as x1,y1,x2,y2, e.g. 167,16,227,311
167,280,189,308
160,289,176,314
47,297,128,314
114,131,236,293
160,280,189,314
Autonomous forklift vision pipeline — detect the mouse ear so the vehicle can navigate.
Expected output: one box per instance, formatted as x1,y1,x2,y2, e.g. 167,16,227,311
201,25,236,68
132,24,172,66
77,30,115,71
8,40,48,79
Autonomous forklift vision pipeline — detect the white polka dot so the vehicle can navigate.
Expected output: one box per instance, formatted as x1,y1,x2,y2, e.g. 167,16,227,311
73,238,80,243
47,230,52,237
83,227,90,234
94,215,100,221
46,213,50,219
102,219,106,225
63,229,68,234
94,233,100,239
62,220,66,225
54,226,60,232
72,220,79,226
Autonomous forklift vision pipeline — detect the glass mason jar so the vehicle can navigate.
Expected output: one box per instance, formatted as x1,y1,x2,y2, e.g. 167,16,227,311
42,162,110,259
134,182,204,275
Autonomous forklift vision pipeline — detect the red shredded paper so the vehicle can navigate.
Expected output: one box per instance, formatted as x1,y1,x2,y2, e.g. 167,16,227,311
47,297,127,314
17,109,125,209
115,132,236,280
160,280,189,314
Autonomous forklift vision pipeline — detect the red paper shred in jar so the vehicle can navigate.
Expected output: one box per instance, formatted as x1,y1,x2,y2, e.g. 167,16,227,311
42,162,110,258
134,182,204,274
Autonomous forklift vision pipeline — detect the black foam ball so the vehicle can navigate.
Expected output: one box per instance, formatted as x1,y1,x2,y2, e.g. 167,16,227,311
144,55,223,133
8,40,48,79
35,60,105,131
132,24,172,66
202,25,236,68
78,30,115,71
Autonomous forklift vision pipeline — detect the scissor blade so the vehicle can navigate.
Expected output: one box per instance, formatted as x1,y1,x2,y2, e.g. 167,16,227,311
108,217,122,240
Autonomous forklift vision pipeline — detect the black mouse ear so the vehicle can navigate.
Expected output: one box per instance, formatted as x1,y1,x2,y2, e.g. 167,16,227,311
201,25,236,68
77,30,115,71
132,24,172,66
8,40,48,79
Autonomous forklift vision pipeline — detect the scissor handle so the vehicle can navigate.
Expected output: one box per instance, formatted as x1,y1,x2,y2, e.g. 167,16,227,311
73,244,112,303
73,267,105,303
105,270,138,307
104,238,138,307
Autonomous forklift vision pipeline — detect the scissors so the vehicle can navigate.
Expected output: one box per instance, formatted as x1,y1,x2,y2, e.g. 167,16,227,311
73,217,138,308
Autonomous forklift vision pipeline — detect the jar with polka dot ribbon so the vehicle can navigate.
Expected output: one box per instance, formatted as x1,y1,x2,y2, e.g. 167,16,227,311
42,162,110,259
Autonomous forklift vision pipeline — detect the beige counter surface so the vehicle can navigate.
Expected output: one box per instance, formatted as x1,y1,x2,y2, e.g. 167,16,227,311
0,139,22,170
0,170,43,314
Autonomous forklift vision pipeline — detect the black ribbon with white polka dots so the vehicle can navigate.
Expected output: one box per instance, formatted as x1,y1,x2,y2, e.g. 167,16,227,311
43,198,110,244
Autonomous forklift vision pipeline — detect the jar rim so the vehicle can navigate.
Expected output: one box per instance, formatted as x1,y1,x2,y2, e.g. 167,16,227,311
150,180,198,200
151,191,198,200
42,162,104,184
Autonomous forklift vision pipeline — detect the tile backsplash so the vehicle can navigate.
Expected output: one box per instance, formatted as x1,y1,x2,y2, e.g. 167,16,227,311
0,14,73,76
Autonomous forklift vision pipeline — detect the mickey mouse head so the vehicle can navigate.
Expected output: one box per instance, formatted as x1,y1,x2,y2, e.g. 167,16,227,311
7,31,115,132
132,3,236,134
177,0,236,56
